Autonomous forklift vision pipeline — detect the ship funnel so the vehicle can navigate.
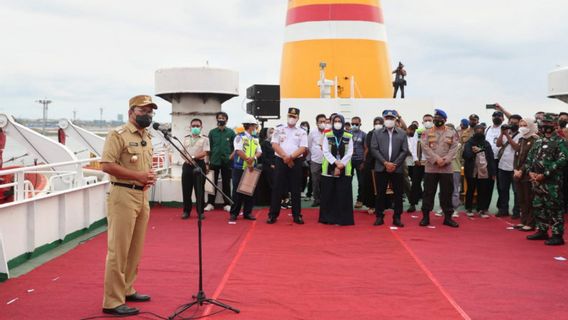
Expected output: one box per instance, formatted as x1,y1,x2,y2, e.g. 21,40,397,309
280,0,392,99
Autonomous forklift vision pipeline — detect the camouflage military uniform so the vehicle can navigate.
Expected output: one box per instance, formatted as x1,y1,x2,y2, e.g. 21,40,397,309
524,121,568,237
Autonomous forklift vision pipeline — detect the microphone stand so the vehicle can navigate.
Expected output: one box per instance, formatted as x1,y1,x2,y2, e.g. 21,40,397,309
156,129,239,319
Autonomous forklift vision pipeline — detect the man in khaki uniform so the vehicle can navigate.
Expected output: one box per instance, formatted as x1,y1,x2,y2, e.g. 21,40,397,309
101,95,157,316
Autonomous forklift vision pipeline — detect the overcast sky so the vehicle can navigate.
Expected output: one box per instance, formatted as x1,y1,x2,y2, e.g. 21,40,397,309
0,0,567,125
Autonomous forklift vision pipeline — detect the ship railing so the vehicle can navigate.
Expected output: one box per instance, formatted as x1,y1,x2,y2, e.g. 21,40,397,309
0,157,104,202
0,180,35,200
152,151,170,175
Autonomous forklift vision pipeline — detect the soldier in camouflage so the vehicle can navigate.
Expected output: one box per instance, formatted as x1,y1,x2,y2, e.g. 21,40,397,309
524,113,568,246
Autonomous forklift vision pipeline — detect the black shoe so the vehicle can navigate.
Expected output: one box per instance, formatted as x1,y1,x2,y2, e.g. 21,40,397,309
393,215,404,227
373,216,384,226
527,230,550,240
125,292,151,302
443,218,459,228
229,215,237,224
243,214,256,221
181,211,190,219
267,216,277,224
545,235,565,246
419,212,430,227
407,205,416,213
103,304,139,316
311,201,320,207
293,216,305,224
495,212,509,217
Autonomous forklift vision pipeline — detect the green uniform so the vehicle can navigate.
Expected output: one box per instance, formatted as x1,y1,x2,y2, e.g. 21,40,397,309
524,132,568,235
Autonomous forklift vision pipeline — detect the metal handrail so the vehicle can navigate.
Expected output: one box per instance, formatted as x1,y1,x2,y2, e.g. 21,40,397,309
0,157,101,175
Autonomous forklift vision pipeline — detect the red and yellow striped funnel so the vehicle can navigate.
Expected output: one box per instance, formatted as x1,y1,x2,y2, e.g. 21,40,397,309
280,0,392,99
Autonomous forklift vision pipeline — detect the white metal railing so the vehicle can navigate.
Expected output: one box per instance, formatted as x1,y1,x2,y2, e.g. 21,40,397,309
0,157,102,202
0,180,35,199
152,151,171,175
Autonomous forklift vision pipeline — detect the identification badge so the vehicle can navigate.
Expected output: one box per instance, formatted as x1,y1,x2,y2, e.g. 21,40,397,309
129,142,139,146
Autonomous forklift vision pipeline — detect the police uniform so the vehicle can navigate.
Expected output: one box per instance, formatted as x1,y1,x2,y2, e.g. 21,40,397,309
267,107,308,223
419,109,460,227
229,130,262,221
101,95,156,311
525,113,568,245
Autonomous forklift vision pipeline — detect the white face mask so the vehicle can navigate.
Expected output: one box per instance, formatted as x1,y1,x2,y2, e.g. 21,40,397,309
384,120,395,128
374,124,383,130
333,122,343,130
423,121,434,129
519,127,530,136
325,123,332,130
288,117,298,126
318,123,326,130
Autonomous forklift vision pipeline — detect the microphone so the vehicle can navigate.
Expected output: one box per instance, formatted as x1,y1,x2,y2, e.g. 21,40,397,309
152,122,170,136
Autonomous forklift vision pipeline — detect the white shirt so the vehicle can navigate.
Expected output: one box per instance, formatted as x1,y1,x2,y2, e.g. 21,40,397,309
322,133,354,169
387,129,394,161
406,134,418,166
271,125,309,158
234,132,263,154
498,132,521,171
308,129,325,164
485,125,502,159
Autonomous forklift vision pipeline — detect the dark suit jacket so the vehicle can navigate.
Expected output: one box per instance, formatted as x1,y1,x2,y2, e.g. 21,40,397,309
370,127,409,173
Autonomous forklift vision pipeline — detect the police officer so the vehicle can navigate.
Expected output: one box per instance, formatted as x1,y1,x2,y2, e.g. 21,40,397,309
525,113,568,245
419,109,460,228
100,95,157,316
267,107,309,224
229,115,262,223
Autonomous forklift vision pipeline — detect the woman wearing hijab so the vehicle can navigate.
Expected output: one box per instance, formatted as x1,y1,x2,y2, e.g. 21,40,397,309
513,118,539,231
319,114,355,225
362,117,384,214
463,124,496,218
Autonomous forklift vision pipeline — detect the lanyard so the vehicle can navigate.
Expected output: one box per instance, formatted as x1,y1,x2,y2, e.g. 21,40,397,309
333,135,342,159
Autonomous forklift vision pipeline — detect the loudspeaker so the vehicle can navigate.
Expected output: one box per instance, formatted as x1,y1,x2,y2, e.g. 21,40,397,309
246,101,280,117
246,85,280,101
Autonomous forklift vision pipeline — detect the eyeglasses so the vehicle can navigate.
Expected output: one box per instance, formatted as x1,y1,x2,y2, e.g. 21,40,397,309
134,108,155,116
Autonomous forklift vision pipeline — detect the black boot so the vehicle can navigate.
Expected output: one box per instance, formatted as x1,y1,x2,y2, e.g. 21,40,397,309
419,212,430,227
443,213,459,228
374,215,384,226
545,234,565,246
393,214,404,227
181,211,190,219
527,230,550,240
407,205,416,213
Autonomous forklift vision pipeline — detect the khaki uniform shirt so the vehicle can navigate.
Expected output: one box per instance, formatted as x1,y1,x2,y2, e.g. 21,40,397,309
101,121,153,187
421,127,460,174
182,135,210,162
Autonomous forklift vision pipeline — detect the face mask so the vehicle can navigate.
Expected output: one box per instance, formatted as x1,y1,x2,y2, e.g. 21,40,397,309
318,123,326,130
542,125,555,134
509,124,519,132
351,125,360,131
252,130,257,136
333,122,343,130
407,132,415,137
518,127,530,136
301,126,308,131
288,117,298,126
559,120,567,128
374,124,383,130
135,115,152,128
191,127,201,135
470,123,477,128
384,120,395,128
434,120,445,128
267,132,273,140
473,132,485,140
493,118,503,126
217,120,226,127
325,123,332,130
423,121,434,129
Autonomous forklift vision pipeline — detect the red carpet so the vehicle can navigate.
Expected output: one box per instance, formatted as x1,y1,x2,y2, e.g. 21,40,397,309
0,207,567,319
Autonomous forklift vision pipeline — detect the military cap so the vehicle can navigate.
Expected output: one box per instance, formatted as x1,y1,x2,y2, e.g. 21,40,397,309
382,110,398,118
129,95,157,109
288,107,300,117
542,113,558,123
434,108,447,119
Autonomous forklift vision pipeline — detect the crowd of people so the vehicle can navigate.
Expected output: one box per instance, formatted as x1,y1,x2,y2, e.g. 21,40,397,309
181,106,568,246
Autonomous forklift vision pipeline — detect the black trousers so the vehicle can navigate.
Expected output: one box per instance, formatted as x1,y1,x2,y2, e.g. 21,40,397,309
230,168,255,217
393,84,405,98
470,177,493,211
421,173,454,214
352,159,364,202
207,164,232,205
410,165,425,205
181,161,206,214
497,169,519,215
375,171,404,217
269,157,303,218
